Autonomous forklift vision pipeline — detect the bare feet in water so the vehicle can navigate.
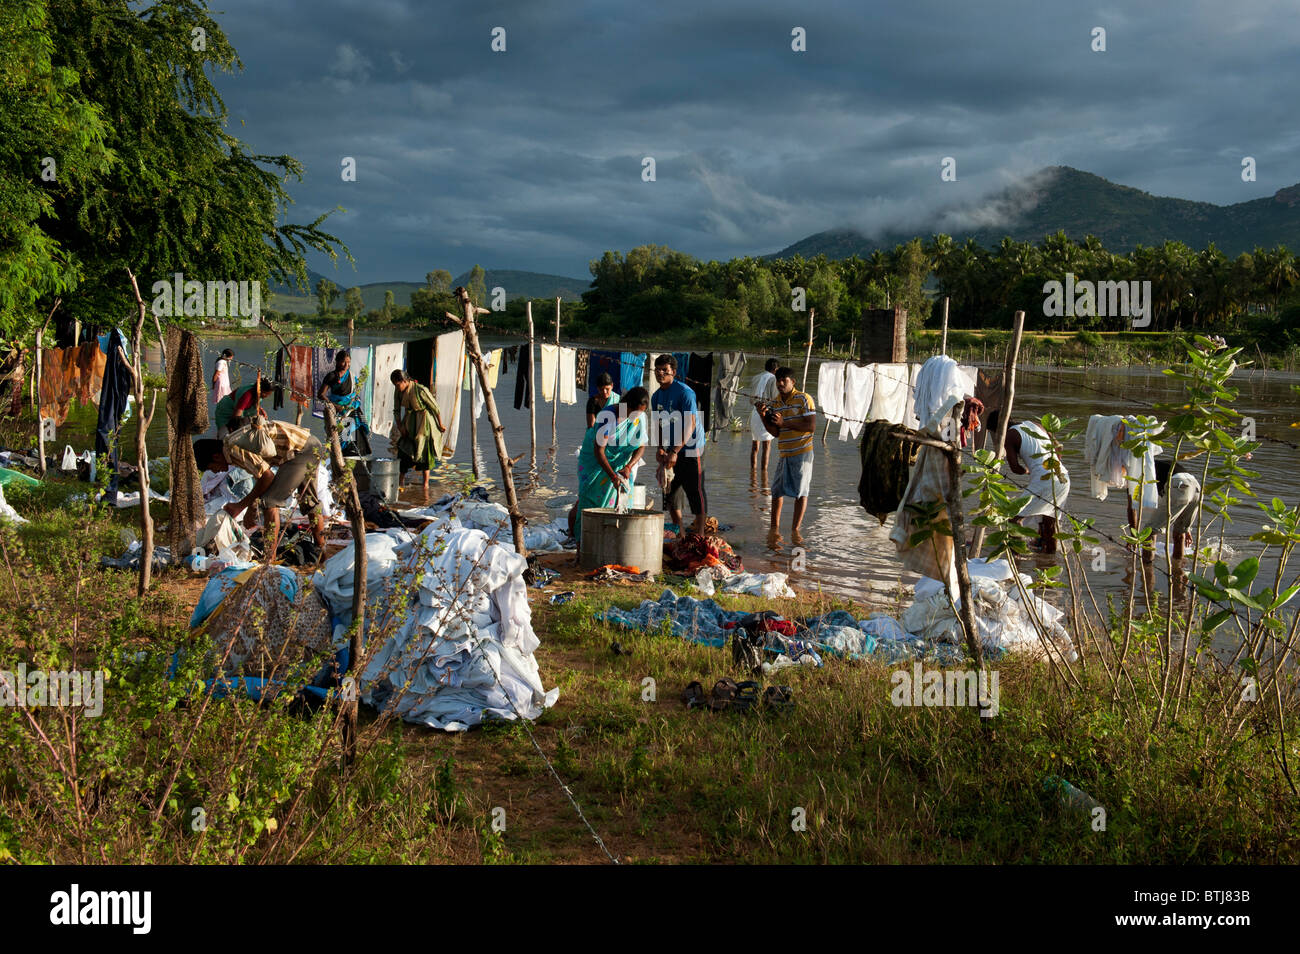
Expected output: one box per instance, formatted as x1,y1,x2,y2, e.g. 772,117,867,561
767,529,784,550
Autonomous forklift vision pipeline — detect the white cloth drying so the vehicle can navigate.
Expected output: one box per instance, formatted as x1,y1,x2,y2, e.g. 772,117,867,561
868,363,910,425
839,362,875,442
817,361,847,424
435,331,467,458
540,345,577,405
903,363,923,430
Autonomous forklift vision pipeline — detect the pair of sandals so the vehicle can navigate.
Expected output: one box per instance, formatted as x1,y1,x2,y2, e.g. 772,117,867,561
681,679,794,714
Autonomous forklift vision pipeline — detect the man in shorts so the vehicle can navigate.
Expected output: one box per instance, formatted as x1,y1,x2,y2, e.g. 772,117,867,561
216,419,328,558
758,367,816,548
650,354,706,536
748,357,780,474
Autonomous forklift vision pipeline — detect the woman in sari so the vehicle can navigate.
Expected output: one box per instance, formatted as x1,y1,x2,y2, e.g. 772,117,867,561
390,369,446,491
573,387,649,544
318,351,371,454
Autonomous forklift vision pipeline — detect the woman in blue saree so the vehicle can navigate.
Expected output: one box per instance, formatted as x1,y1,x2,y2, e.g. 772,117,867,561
573,387,649,544
318,351,371,453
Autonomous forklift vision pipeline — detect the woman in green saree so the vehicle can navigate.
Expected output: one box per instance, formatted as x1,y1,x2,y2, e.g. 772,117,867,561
390,369,446,491
573,387,649,544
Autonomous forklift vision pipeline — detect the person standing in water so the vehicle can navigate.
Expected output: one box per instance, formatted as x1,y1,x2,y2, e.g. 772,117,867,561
317,350,371,454
211,348,235,407
390,369,446,493
758,366,816,548
748,357,780,475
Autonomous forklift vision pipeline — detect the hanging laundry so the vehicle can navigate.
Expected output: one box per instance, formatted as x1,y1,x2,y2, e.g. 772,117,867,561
271,347,285,410
310,347,336,418
619,352,647,394
435,330,467,457
74,340,105,406
289,345,313,405
867,363,909,425
888,355,975,595
817,360,847,424
513,342,533,410
587,350,620,395
472,349,503,418
688,352,714,433
350,345,374,420
857,420,919,524
371,342,405,441
39,347,75,425
974,369,1003,449
406,336,436,389
838,362,875,442
713,351,746,424
96,329,133,501
672,353,691,381
903,363,923,430
540,344,577,405
166,329,209,557
574,348,590,391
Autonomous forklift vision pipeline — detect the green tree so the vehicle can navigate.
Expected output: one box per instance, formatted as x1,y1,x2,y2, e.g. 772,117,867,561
28,0,349,335
343,285,364,323
426,269,451,294
467,264,487,309
315,278,338,316
381,288,395,323
0,0,112,330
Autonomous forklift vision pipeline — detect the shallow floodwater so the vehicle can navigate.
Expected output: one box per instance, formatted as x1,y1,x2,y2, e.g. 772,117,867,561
169,334,1299,613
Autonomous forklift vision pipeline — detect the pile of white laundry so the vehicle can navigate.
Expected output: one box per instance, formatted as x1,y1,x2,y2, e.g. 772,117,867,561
319,520,559,732
902,559,1077,661
401,495,573,553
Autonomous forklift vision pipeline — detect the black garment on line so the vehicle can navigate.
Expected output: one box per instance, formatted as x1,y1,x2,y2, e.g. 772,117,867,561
273,347,285,410
95,329,133,497
688,352,714,433
406,337,436,389
513,343,533,410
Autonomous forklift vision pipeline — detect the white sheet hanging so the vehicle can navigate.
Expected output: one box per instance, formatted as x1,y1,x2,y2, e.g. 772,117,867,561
838,362,875,442
540,345,577,405
868,363,909,425
371,342,406,442
435,331,466,458
817,361,847,424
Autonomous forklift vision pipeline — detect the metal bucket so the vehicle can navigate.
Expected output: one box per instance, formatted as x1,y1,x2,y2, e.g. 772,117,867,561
580,507,664,574
369,457,401,503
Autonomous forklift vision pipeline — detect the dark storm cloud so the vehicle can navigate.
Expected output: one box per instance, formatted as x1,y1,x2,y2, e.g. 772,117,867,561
208,0,1300,284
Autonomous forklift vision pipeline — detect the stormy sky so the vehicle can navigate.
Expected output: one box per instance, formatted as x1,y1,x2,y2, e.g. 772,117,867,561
209,0,1300,285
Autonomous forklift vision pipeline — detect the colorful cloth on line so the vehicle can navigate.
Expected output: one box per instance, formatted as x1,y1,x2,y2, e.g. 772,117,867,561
574,348,590,391
587,350,620,395
619,352,647,394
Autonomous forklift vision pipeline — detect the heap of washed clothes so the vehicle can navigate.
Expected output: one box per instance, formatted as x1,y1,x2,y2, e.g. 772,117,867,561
185,502,559,730
597,558,1076,668
397,490,573,555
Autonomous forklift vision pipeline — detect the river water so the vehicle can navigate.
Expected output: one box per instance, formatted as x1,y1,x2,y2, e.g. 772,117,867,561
169,332,1299,611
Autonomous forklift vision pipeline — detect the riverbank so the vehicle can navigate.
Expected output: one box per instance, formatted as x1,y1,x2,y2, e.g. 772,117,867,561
1,477,1297,864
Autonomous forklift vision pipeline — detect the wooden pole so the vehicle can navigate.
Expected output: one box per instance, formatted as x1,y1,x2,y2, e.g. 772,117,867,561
347,316,354,348
552,297,560,445
945,422,984,673
454,289,528,556
801,308,815,392
970,309,1025,560
940,297,950,356
126,270,156,596
34,299,59,477
469,363,480,479
526,302,537,468
322,403,365,767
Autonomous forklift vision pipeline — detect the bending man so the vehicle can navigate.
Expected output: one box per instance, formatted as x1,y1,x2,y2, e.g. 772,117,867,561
219,420,327,558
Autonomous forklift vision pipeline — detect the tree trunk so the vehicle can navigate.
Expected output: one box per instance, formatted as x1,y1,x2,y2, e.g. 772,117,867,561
801,308,815,392
454,289,528,557
526,302,537,470
126,270,155,596
323,403,366,767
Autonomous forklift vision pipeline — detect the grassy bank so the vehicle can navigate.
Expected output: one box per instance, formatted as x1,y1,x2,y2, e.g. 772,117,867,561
1,483,1295,864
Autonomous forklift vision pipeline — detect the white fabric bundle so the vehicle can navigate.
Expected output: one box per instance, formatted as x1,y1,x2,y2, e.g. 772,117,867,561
839,362,875,442
817,361,847,423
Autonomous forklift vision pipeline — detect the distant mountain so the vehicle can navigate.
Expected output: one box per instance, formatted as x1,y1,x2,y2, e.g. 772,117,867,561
772,166,1300,260
451,269,590,302
266,269,591,314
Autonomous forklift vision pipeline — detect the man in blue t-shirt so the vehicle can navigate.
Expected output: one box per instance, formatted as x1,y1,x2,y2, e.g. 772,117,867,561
650,354,707,536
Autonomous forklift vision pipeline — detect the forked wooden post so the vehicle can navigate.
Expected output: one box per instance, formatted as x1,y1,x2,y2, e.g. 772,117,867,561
454,288,528,556
969,309,1025,559
940,297,950,356
323,402,366,767
469,364,479,479
944,413,984,673
34,298,59,478
126,270,157,596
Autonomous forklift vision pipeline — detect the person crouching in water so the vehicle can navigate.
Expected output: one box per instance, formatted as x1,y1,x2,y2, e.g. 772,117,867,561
218,420,327,560
390,369,446,493
570,388,649,542
757,366,816,547
995,412,1071,555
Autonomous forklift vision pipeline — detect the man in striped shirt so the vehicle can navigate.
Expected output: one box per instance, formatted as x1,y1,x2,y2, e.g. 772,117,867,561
757,367,815,547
